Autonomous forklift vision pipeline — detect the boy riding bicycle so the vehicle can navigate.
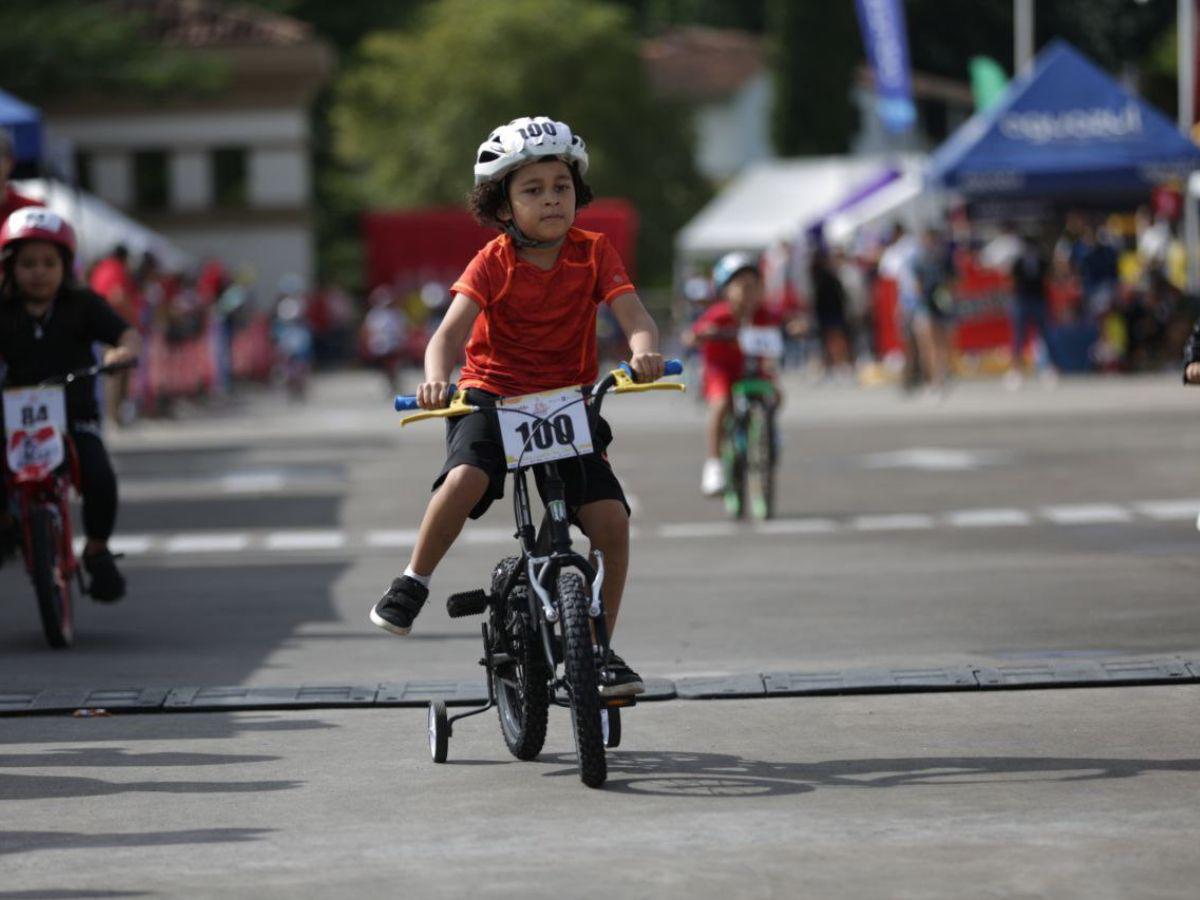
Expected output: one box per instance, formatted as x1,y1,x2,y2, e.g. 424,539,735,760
370,116,664,696
682,252,783,496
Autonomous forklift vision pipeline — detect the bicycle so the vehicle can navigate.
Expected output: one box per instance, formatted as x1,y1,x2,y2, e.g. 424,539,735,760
699,325,782,521
393,359,685,788
2,359,136,648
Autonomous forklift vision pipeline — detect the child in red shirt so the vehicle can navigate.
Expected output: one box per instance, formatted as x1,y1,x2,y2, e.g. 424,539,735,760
370,117,663,696
684,252,781,496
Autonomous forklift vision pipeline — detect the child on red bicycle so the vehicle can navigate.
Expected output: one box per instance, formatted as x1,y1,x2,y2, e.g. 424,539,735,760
369,117,663,696
0,208,140,600
683,252,783,496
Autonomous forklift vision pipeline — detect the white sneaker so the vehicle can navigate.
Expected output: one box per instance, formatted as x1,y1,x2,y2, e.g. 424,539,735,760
701,458,726,496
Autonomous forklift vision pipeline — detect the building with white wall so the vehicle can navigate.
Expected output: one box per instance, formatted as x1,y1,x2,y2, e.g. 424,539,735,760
41,0,332,294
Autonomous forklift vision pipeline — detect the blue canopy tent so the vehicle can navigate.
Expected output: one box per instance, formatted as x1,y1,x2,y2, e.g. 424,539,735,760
0,89,42,165
929,40,1200,201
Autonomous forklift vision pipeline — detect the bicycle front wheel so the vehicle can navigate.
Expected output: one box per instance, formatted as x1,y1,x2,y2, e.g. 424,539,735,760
30,505,73,648
557,573,606,788
747,405,777,521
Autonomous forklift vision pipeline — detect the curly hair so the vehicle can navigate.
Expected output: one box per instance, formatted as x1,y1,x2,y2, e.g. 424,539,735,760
467,161,594,228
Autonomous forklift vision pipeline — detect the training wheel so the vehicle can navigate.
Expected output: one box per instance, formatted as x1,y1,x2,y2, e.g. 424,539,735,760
428,700,449,763
602,706,621,749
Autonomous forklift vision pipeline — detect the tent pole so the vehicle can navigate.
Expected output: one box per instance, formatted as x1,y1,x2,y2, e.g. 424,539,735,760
1181,0,1199,293
1014,0,1034,76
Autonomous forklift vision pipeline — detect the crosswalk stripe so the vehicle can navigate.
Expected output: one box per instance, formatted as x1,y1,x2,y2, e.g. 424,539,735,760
81,497,1200,560
944,508,1032,528
264,531,346,551
1040,504,1132,525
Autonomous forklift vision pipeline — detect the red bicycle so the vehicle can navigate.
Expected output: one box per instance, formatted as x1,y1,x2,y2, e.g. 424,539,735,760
3,360,134,648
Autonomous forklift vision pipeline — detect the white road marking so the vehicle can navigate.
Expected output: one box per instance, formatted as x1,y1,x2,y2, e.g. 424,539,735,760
657,522,739,539
264,530,346,551
1132,499,1200,521
753,518,840,535
220,472,287,494
96,497,1196,559
365,529,421,548
851,514,936,531
1039,504,1132,525
943,508,1032,528
165,533,250,554
858,447,1013,472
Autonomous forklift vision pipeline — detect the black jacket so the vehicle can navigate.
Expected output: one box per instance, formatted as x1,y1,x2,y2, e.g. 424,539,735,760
0,285,130,421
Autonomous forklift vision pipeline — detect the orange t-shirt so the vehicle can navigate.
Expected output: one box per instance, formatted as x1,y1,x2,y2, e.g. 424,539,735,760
451,227,635,396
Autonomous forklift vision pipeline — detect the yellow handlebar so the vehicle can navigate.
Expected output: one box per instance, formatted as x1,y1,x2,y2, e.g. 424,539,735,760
399,392,478,427
609,366,687,395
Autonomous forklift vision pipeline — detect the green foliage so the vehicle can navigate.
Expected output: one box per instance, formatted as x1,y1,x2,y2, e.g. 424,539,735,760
0,1,225,101
331,0,708,284
767,0,859,155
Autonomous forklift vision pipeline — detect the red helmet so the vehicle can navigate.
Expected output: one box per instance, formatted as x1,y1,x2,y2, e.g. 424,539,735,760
0,206,77,260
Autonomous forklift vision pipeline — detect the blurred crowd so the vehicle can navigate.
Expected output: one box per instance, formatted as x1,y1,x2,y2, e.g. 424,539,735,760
673,196,1196,394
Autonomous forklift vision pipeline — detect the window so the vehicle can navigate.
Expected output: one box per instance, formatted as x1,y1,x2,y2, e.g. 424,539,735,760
133,149,169,210
73,150,92,192
212,146,248,207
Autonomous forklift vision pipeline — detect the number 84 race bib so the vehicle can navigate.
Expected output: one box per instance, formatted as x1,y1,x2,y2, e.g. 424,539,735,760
497,386,593,470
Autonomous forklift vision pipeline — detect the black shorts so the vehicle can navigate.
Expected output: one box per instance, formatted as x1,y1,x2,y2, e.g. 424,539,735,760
432,388,629,524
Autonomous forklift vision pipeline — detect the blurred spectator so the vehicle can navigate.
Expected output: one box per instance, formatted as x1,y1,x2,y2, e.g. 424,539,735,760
1007,232,1056,386
1072,224,1119,321
979,221,1022,272
878,225,923,391
834,247,872,363
89,245,141,425
361,285,408,395
913,228,954,394
0,131,37,230
808,246,852,379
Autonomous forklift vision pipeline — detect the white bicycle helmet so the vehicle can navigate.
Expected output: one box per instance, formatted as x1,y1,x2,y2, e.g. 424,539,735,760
473,116,589,186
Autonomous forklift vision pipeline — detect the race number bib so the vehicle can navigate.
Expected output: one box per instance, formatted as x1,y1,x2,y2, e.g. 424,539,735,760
738,326,785,359
4,386,67,477
498,386,593,470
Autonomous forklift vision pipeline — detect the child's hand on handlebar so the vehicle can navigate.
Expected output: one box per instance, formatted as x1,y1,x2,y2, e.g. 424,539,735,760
417,381,454,409
102,347,137,367
1186,363,1200,384
628,352,664,383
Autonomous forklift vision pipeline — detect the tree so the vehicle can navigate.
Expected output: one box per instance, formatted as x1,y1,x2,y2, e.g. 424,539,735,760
767,0,860,155
331,0,707,284
0,1,224,102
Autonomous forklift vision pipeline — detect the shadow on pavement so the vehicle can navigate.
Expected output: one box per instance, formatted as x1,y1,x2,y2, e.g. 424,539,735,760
0,827,273,858
0,562,352,692
0,772,300,802
0,749,279,768
0,714,339,746
539,751,1200,797
0,891,151,899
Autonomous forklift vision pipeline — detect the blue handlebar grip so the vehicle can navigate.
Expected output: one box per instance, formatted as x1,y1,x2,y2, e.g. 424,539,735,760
619,358,684,380
394,383,457,412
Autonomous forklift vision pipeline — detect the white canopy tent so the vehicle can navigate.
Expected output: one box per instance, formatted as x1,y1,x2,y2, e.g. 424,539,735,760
674,155,930,265
12,179,192,272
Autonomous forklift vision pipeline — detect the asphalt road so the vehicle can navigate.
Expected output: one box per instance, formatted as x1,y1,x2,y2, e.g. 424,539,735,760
2,369,1199,897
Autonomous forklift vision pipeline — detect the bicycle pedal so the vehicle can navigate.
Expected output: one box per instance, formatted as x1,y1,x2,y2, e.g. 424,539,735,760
446,589,489,618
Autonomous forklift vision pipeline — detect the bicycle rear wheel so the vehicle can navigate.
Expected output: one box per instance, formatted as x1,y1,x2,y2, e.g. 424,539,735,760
30,505,73,648
722,417,747,520
558,572,606,788
492,559,550,760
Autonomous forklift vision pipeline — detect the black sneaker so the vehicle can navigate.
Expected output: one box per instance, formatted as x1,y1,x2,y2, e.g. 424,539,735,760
600,649,645,697
370,575,429,636
84,550,126,603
